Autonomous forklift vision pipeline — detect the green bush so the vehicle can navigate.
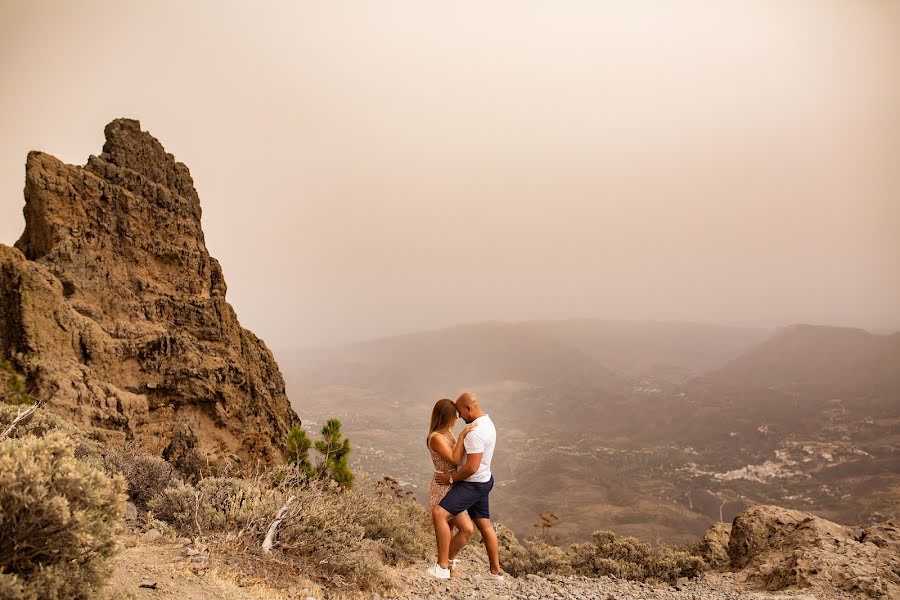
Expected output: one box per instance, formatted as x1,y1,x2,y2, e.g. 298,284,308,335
285,426,314,475
313,419,354,488
0,361,32,406
283,420,355,488
0,432,126,599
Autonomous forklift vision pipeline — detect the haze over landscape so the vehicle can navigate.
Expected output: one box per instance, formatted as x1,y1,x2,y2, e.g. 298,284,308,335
2,2,900,598
2,0,900,348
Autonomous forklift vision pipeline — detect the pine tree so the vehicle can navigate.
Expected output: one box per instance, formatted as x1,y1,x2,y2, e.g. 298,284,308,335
314,418,354,489
285,426,314,476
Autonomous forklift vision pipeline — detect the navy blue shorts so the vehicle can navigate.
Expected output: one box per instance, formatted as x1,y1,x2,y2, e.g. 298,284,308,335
438,476,494,519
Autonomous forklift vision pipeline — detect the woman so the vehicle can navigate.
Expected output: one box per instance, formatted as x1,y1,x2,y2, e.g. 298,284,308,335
427,398,477,578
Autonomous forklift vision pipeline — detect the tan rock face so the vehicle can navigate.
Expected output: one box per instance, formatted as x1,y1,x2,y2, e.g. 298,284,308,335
1,118,299,467
726,504,899,598
697,521,731,569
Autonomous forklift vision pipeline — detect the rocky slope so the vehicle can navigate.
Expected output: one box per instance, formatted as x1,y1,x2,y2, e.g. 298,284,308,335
725,505,899,598
0,118,298,465
109,505,897,599
367,504,900,599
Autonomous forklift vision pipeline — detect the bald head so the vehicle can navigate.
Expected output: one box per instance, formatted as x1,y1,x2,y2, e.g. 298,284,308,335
456,391,478,408
455,391,483,423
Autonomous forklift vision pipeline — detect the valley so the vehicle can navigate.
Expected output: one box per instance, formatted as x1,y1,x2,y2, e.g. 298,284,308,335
282,321,900,544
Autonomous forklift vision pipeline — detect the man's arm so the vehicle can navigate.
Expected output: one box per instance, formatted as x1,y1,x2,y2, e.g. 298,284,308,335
436,452,482,484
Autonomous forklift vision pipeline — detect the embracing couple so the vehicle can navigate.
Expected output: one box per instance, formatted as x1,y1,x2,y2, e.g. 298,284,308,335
425,391,505,581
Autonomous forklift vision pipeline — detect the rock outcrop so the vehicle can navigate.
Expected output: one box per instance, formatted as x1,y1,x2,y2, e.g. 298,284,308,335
696,522,731,569
0,118,299,466
700,504,900,597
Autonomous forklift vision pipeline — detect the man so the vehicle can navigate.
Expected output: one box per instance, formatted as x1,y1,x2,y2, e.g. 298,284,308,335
427,391,505,580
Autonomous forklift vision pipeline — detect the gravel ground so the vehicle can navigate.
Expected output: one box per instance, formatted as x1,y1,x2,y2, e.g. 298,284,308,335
387,571,849,600
374,552,856,600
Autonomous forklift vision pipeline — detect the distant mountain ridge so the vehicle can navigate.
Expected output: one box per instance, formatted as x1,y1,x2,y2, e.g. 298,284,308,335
283,319,771,396
695,323,900,396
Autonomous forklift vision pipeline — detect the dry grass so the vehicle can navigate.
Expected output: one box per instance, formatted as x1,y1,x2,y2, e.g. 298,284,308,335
150,469,430,591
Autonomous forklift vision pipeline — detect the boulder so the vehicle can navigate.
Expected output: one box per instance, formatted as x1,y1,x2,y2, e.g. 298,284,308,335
727,505,898,597
697,521,731,568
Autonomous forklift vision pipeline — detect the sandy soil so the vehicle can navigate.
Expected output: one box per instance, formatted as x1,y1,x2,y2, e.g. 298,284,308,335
105,533,318,600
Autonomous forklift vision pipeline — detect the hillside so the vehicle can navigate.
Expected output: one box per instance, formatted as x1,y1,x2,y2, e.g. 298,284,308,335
523,319,770,383
281,321,900,544
694,323,900,397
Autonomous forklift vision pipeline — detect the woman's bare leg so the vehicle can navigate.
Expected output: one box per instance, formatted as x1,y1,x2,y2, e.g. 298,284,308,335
449,512,475,561
431,505,452,568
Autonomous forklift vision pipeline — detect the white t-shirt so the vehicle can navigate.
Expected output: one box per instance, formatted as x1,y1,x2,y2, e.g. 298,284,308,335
462,414,496,483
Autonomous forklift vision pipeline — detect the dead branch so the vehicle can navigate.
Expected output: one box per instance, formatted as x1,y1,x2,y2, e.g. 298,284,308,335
262,495,296,554
194,489,204,537
1,400,42,438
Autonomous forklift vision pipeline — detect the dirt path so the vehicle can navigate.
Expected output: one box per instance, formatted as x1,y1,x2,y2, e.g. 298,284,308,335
105,533,317,600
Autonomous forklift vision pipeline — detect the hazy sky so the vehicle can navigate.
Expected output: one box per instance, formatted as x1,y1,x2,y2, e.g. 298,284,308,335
2,1,898,348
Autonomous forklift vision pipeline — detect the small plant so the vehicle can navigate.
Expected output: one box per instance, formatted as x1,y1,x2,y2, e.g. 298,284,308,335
102,446,179,509
285,426,314,476
377,475,415,501
282,420,354,487
0,432,126,599
0,361,32,406
534,511,560,542
314,418,354,488
502,535,574,576
279,419,354,489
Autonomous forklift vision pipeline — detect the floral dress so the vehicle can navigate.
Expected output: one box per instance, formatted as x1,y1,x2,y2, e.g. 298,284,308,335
428,430,458,511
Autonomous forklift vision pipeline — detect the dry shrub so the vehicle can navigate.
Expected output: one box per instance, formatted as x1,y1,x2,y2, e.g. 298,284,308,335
0,403,101,458
148,479,201,531
356,476,431,564
570,530,707,584
0,432,126,600
102,446,179,509
498,524,574,577
498,523,706,584
162,424,205,481
150,470,429,590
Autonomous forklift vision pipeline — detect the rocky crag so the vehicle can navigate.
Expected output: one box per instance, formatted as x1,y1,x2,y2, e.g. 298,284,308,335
703,505,899,598
0,118,298,466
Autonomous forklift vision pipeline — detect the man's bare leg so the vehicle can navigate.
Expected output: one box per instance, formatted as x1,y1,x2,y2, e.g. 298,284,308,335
448,512,475,563
474,518,501,574
431,506,452,568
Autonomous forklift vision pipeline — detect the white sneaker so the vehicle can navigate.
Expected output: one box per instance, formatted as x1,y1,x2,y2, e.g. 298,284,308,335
426,563,451,579
485,570,506,581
